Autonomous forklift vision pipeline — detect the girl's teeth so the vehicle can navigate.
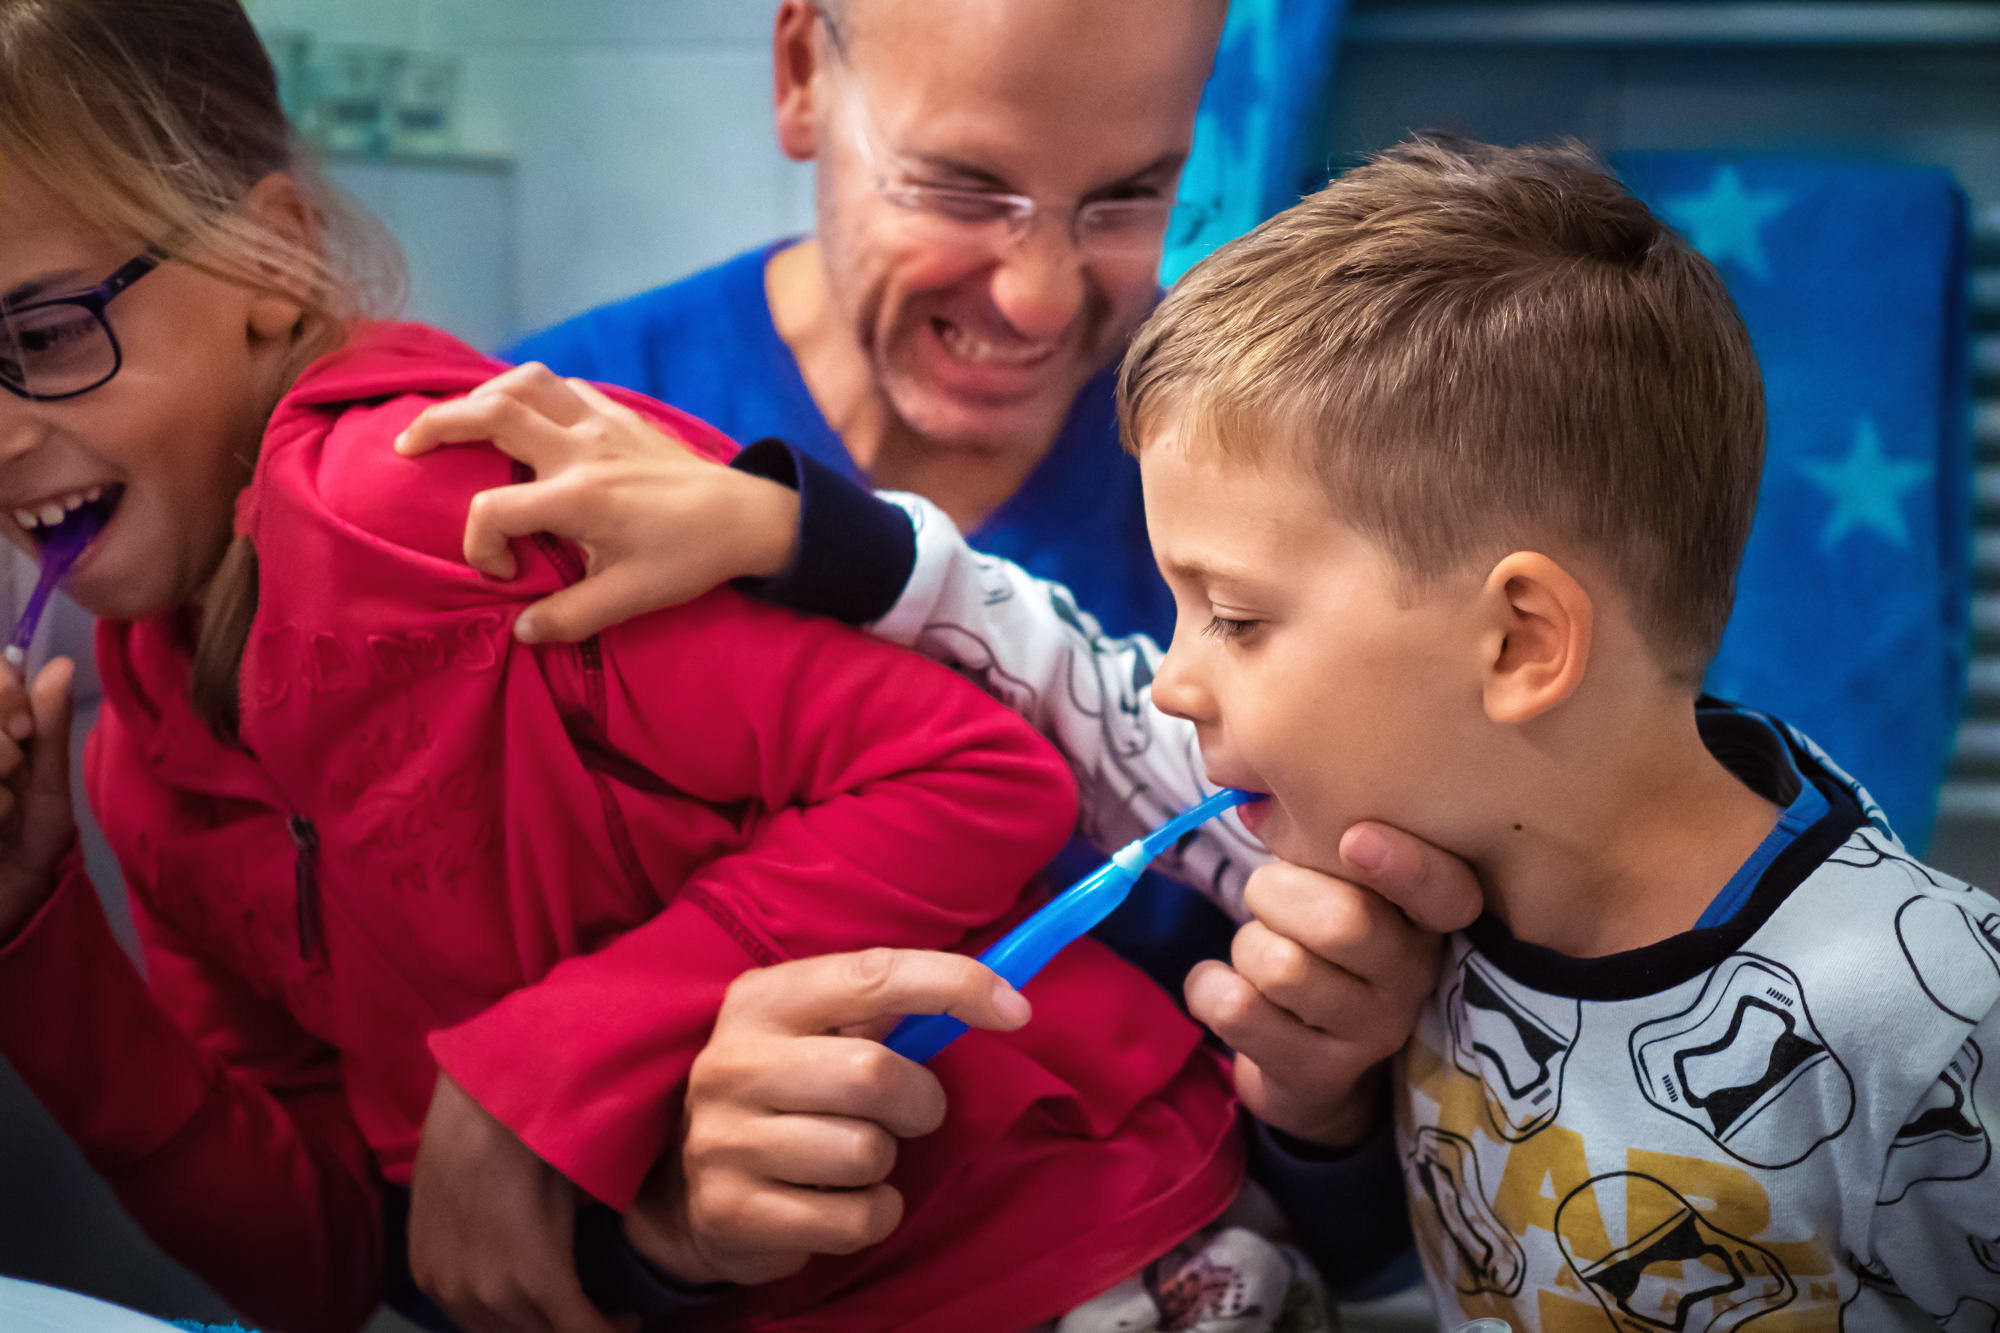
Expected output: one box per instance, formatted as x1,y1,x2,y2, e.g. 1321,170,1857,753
85,486,101,502
62,493,82,510
12,510,34,530
37,504,63,526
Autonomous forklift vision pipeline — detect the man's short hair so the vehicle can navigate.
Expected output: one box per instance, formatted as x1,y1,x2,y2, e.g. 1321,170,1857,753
1119,136,1765,685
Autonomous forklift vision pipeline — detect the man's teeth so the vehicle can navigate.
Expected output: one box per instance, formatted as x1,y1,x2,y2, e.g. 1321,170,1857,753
936,322,1050,367
14,488,103,531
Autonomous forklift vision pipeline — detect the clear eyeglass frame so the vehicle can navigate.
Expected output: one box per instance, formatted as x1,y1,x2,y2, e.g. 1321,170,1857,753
0,252,163,402
812,4,1205,261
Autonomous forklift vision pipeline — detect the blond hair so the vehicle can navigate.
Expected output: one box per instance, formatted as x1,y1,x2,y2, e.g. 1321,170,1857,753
1120,136,1764,685
0,0,407,736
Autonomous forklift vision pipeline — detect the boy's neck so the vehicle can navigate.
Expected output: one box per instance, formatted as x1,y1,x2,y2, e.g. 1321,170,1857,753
1468,696,1782,959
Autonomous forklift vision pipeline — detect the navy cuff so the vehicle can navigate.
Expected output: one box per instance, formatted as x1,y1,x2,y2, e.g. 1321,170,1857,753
729,437,916,626
1246,1112,1420,1301
572,1204,734,1320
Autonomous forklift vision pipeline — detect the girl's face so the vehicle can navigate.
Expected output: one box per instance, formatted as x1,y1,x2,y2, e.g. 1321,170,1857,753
0,167,304,620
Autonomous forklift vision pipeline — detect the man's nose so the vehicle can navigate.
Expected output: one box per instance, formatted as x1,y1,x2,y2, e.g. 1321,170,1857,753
988,221,1086,341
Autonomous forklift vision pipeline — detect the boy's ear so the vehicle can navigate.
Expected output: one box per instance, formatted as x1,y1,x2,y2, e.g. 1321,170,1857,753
772,0,828,162
1477,551,1593,725
238,173,315,340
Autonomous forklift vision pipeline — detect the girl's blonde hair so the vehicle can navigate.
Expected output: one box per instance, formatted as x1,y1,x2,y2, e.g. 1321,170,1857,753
0,0,407,737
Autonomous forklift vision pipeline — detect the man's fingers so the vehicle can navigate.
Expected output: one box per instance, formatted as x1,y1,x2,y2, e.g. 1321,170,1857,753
1336,821,1483,933
699,1177,905,1260
700,1033,948,1139
514,564,689,645
718,949,1031,1042
715,1110,900,1189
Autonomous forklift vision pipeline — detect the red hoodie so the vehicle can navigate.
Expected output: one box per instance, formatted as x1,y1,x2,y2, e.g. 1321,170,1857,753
0,325,1241,1333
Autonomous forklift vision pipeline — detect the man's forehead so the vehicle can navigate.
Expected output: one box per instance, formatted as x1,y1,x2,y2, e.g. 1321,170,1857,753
841,0,1225,84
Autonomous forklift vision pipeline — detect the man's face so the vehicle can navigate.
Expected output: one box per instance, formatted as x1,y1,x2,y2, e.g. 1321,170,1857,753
1142,427,1490,875
796,0,1222,454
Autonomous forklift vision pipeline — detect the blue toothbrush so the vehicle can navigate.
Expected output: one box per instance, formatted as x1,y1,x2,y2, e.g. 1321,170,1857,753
885,787,1262,1063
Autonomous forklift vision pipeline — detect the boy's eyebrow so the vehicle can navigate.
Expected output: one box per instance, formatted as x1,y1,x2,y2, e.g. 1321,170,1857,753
1161,553,1272,589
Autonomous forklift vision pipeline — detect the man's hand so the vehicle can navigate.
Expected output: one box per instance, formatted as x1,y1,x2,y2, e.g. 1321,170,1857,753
623,949,1031,1287
1186,821,1483,1147
395,363,801,644
409,1070,620,1333
0,658,76,948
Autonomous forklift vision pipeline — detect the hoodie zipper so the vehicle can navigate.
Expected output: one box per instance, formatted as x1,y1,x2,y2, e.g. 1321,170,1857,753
289,813,322,962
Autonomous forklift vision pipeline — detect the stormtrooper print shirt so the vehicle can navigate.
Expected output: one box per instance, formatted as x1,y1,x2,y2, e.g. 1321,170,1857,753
852,491,2000,1330
1402,706,2000,1333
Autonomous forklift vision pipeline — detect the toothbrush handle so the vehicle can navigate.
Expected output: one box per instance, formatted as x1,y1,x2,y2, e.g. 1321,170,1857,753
884,1011,968,1063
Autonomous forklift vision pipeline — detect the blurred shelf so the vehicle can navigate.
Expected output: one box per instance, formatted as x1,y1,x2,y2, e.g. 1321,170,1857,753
1345,4,2000,45
315,147,515,173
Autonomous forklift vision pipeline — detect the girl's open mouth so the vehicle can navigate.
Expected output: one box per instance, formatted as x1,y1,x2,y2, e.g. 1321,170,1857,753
4,485,124,667
15,484,123,554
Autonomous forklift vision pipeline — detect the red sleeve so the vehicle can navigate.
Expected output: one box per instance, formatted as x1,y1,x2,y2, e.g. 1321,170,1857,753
0,842,384,1333
430,591,1079,1209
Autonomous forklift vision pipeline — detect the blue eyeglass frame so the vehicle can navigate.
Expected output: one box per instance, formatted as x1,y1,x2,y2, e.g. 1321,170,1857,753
0,250,164,402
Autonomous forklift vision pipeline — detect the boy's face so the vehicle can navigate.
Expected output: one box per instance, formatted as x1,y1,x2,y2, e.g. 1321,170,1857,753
1143,424,1485,873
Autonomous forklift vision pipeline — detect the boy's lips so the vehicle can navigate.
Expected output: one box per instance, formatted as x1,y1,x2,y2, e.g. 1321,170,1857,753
1237,796,1275,835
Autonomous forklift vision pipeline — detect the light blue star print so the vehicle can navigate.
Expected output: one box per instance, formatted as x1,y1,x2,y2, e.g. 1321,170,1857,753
1798,418,1932,550
1662,165,1793,280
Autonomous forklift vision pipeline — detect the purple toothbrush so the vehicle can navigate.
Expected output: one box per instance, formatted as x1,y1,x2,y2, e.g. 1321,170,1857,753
6,493,114,671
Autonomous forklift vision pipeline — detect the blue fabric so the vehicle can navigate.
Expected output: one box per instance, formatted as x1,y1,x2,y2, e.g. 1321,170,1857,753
1615,155,1973,851
1692,713,1831,931
1163,0,1350,283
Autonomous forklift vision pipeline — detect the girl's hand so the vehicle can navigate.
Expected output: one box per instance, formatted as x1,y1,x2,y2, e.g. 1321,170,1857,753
0,658,76,947
395,363,801,644
1184,822,1483,1147
623,949,1031,1287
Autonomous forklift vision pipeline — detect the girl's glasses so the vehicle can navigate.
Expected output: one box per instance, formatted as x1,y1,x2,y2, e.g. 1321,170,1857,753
815,6,1206,261
0,252,162,402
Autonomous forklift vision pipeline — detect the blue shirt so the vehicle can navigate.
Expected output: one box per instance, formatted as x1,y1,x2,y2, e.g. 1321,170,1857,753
507,242,1176,644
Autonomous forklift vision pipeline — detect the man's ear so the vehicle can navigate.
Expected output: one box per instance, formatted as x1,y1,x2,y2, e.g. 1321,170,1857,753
1477,551,1593,725
238,172,315,341
772,0,827,162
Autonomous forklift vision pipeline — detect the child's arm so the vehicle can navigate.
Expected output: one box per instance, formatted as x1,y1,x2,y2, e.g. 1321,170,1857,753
1866,1000,2000,1315
0,665,385,1333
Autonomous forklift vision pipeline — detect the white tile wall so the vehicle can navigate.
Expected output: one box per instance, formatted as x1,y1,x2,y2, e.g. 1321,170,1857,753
244,0,816,344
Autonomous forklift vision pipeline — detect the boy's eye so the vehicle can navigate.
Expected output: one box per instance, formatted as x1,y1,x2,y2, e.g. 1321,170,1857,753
1202,615,1258,642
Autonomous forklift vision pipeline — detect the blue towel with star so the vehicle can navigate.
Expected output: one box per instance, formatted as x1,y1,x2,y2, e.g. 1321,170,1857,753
1614,154,1972,848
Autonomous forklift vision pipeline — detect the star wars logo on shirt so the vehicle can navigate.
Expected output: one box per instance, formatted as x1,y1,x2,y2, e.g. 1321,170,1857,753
1447,954,1582,1143
1629,954,1855,1168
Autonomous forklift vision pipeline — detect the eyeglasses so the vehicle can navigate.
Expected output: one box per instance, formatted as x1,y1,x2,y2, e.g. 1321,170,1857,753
813,6,1202,261
0,252,163,402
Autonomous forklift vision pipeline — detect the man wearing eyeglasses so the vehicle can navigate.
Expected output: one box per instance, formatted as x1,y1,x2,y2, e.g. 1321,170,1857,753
477,0,1445,1320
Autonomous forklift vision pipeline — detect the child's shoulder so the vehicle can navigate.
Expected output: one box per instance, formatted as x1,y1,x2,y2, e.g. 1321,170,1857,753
256,321,733,583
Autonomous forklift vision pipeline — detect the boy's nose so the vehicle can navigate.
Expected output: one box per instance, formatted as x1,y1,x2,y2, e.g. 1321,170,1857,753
1150,635,1215,726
